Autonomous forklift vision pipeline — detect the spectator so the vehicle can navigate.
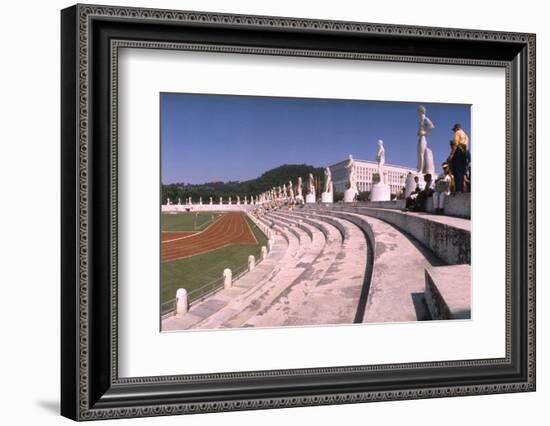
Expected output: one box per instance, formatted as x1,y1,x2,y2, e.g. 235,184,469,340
448,123,470,193
415,174,434,211
433,163,454,214
404,176,421,210
404,174,433,212
413,175,421,192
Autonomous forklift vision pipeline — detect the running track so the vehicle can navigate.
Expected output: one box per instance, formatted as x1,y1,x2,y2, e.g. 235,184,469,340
161,212,257,262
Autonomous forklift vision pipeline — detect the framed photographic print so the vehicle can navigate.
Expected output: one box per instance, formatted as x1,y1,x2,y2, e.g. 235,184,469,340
61,4,536,421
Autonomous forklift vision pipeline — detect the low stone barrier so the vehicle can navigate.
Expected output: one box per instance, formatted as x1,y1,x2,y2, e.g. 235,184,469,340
318,193,470,219
161,204,256,213
424,265,471,320
326,206,470,265
426,192,471,219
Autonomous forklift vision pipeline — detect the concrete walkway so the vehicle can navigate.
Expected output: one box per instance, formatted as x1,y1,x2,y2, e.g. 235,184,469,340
309,208,442,322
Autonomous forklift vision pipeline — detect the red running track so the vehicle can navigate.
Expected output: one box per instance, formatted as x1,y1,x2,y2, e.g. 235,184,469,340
161,212,257,262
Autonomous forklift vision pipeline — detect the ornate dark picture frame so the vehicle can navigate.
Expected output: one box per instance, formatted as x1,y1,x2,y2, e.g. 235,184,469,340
61,4,536,421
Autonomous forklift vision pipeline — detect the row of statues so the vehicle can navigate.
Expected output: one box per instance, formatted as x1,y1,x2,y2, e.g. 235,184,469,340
166,105,435,206
166,195,263,206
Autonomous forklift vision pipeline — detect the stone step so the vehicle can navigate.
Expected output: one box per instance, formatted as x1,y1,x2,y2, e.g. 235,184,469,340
270,211,369,325
187,215,323,329
268,212,325,264
256,215,301,261
309,209,441,323
424,265,471,320
310,205,470,265
277,210,343,244
235,209,367,327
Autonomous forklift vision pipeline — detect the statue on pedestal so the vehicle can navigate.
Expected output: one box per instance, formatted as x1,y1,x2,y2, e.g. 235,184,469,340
370,139,391,202
345,155,358,193
282,184,287,198
219,196,223,205
306,173,316,203
199,197,202,205
166,198,170,205
209,197,213,205
322,167,333,203
288,180,294,200
297,177,303,198
344,155,358,202
237,196,240,205
417,105,435,174
324,167,332,193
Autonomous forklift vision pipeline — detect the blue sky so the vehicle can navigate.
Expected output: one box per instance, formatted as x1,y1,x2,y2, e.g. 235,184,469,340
161,93,471,184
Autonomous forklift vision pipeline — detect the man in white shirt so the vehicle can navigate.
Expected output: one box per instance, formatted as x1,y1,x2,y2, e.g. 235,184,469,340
433,163,454,214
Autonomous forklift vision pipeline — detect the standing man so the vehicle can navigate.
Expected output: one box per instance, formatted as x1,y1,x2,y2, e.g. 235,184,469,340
448,123,470,193
433,163,454,214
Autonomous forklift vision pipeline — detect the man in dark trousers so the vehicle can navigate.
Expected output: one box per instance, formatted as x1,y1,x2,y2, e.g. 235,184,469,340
448,123,470,193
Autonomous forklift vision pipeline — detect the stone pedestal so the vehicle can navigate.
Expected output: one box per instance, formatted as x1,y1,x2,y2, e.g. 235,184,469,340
321,192,333,203
370,183,391,202
223,268,232,289
306,193,316,203
175,288,188,317
344,189,357,203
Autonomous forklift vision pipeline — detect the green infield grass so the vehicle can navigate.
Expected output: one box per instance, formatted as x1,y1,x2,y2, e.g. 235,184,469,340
161,215,268,314
161,211,223,232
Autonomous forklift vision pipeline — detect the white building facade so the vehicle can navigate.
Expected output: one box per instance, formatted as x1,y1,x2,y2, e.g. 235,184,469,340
330,159,417,195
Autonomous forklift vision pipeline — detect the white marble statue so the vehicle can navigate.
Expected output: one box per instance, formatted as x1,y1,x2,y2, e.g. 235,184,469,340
297,177,303,197
244,196,248,205
288,180,294,200
376,139,386,184
370,139,391,201
424,147,435,176
209,197,213,205
282,184,287,198
237,196,240,205
219,196,223,205
308,173,315,194
344,154,358,193
199,197,202,205
166,198,170,205
417,105,435,173
228,197,232,204
324,167,332,193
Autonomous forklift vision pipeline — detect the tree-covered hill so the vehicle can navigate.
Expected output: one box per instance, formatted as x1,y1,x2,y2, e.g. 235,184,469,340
162,164,325,203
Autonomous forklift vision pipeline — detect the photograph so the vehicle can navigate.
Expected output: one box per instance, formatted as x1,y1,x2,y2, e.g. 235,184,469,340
58,2,536,420
159,93,472,331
